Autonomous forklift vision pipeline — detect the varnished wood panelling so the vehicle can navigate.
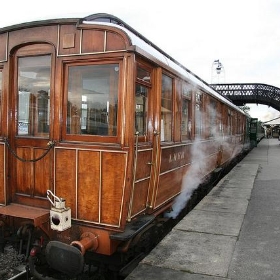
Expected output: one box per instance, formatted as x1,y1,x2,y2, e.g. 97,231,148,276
221,142,234,165
82,30,105,53
160,145,191,173
202,140,219,155
55,149,77,217
0,144,5,204
130,179,149,217
8,26,58,50
77,150,100,222
106,31,126,51
155,168,184,208
11,146,51,208
199,154,217,177
155,151,217,209
0,33,7,61
58,25,81,55
160,141,219,176
62,33,75,49
135,150,152,180
16,148,32,195
34,149,51,198
55,148,127,227
174,80,181,142
101,152,126,225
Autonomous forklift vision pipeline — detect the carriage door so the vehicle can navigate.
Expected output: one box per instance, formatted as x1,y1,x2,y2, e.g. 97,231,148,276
128,63,158,218
8,45,54,208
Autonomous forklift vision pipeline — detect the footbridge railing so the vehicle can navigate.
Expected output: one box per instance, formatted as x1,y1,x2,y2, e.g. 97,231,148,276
210,83,280,111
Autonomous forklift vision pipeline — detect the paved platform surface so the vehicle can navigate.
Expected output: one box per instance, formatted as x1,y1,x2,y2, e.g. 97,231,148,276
126,138,280,280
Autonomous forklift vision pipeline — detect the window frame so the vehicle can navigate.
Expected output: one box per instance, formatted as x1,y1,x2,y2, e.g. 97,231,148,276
135,62,152,142
227,109,233,136
62,59,123,143
208,97,217,138
17,55,52,138
160,72,174,143
181,81,192,142
195,90,203,138
13,44,55,140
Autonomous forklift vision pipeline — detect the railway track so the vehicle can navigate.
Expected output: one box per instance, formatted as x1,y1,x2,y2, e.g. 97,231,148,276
1,264,26,280
0,245,28,280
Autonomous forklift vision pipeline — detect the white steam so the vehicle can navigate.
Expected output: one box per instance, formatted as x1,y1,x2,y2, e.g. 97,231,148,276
165,137,207,219
165,105,244,219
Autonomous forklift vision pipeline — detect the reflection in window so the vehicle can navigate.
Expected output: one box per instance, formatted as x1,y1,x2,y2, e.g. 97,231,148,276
67,64,119,136
135,84,148,135
181,83,192,141
18,55,51,136
209,99,217,137
195,91,203,137
161,75,173,142
137,67,151,83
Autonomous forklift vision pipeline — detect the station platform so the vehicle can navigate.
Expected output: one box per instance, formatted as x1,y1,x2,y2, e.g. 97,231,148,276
126,138,280,280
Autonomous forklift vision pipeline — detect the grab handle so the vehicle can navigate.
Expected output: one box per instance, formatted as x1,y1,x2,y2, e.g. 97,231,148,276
47,190,65,209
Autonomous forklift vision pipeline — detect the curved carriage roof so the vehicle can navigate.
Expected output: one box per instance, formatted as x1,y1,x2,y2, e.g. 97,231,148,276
81,14,244,113
0,13,244,114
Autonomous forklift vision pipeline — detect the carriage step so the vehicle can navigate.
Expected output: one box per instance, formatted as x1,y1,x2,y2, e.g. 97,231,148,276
0,203,49,227
110,215,155,241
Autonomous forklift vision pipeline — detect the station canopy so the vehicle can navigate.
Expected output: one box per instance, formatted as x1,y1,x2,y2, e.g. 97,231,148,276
262,117,280,127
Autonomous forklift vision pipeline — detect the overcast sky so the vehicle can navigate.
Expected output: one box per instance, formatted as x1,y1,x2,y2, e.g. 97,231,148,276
1,0,280,121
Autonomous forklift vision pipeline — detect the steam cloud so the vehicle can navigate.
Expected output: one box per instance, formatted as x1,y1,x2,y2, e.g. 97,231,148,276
165,106,245,219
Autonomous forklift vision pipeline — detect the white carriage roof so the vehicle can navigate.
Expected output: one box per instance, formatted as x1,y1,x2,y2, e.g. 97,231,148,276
82,14,244,114
0,13,244,114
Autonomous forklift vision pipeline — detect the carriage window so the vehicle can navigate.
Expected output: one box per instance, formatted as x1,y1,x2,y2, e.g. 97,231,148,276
195,91,203,137
18,55,51,136
181,83,192,141
209,99,217,137
227,109,233,135
161,74,173,142
237,116,241,134
135,85,148,135
67,64,119,136
137,67,151,83
135,66,151,137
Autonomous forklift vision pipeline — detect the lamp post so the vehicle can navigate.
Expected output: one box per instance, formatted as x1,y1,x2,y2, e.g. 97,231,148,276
211,59,225,83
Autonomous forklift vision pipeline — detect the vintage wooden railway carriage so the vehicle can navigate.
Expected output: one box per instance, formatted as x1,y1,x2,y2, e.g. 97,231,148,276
0,13,247,277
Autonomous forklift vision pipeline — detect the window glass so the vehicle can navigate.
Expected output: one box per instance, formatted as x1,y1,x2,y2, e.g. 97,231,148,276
161,74,173,142
135,84,148,136
18,55,51,136
137,67,151,83
67,64,119,136
181,83,192,141
209,99,217,137
195,92,203,137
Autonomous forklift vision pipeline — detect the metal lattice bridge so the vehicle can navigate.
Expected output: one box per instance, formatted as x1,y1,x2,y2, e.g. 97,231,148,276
210,83,280,111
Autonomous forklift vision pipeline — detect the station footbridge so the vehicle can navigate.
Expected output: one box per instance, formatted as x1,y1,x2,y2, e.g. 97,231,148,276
210,83,280,111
